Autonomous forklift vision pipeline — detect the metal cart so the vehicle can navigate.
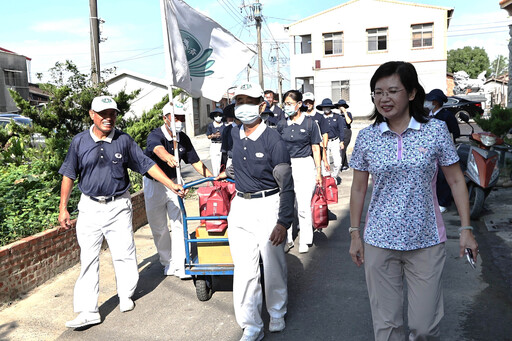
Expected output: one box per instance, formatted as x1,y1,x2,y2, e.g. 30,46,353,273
177,177,234,301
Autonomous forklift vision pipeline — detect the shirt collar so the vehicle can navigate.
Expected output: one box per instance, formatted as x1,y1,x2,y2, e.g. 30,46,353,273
239,121,266,141
161,124,179,142
89,126,114,143
429,108,441,117
378,116,421,135
287,113,305,126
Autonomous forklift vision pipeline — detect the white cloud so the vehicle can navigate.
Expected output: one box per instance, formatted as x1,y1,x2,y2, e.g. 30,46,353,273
31,18,89,37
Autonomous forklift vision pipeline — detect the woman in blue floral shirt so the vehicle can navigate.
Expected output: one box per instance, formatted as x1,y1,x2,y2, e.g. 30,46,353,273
348,61,478,341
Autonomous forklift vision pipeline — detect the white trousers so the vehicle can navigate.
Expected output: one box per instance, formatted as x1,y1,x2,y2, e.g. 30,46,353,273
323,138,342,177
210,142,222,176
228,194,288,335
143,176,186,276
73,191,138,313
288,156,316,246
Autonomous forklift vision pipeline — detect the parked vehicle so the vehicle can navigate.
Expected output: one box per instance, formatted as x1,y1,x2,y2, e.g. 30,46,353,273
456,113,502,219
0,113,45,147
443,96,484,120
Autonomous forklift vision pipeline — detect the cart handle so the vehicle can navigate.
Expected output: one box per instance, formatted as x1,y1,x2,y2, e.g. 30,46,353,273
183,176,234,189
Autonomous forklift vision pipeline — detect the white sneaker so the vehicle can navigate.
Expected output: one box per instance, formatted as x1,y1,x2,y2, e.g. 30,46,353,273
240,329,264,341
119,297,134,312
439,206,447,213
164,264,174,276
299,244,309,254
269,317,285,332
65,312,101,328
284,241,294,253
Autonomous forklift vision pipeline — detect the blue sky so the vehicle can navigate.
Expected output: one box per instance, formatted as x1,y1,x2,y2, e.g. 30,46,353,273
1,0,509,92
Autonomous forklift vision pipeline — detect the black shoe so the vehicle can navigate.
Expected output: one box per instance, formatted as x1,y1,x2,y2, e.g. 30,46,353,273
342,166,349,171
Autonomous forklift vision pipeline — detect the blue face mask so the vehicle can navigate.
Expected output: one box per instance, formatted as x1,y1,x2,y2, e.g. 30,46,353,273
235,104,260,124
284,104,297,117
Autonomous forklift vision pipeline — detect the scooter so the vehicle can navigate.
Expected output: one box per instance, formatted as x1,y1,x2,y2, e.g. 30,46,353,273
456,113,503,219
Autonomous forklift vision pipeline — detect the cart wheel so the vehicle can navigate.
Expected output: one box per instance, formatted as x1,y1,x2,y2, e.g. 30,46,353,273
195,275,213,301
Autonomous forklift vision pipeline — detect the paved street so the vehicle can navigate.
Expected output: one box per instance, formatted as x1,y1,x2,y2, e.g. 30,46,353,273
1,121,511,340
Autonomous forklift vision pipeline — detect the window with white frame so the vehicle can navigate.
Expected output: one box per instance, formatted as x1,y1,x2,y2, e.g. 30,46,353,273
331,80,350,103
324,32,343,55
411,23,433,48
367,28,387,52
294,35,312,54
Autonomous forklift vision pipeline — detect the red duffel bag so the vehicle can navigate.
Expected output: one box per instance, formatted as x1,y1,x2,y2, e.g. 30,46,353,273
198,185,216,224
311,185,328,229
322,176,338,204
204,187,231,232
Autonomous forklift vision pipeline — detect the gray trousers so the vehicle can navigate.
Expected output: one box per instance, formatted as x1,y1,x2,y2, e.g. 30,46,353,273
364,243,446,341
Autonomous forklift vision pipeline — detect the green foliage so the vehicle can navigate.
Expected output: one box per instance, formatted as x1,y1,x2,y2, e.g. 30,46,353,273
447,46,490,79
487,55,508,78
474,106,512,138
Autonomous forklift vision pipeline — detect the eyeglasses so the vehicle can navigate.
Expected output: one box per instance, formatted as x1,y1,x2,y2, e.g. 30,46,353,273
371,89,405,99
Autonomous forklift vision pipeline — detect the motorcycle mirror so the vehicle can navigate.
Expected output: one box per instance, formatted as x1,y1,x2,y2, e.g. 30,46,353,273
457,112,470,123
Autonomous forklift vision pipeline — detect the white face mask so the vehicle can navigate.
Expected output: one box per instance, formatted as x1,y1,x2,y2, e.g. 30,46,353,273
323,108,332,114
284,104,297,117
235,104,260,125
167,120,183,134
214,116,222,123
424,101,435,111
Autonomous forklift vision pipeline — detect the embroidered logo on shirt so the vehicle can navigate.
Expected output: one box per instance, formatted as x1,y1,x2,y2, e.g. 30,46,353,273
300,129,306,133
179,147,185,152
255,152,264,158
115,153,122,159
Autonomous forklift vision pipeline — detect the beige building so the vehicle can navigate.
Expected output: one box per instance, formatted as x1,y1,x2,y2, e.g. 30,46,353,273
285,0,453,117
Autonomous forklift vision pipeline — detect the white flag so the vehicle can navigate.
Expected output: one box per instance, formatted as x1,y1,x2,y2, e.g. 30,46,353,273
161,0,256,101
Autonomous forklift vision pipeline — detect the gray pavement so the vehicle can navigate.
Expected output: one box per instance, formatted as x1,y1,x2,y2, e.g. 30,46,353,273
1,121,512,340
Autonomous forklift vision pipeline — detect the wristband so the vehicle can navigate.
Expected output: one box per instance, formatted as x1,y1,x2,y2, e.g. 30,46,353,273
348,227,360,234
458,226,473,234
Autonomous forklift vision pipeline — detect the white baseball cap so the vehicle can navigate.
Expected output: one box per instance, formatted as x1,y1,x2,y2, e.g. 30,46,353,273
162,102,173,116
234,82,264,99
303,92,315,102
91,96,119,112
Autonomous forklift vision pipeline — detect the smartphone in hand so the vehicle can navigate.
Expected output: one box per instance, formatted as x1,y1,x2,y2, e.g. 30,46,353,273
465,248,476,269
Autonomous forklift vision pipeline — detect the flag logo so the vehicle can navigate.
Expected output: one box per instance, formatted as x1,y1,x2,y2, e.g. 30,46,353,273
180,29,215,78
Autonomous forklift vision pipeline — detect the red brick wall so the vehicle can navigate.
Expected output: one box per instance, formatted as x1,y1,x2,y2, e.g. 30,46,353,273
0,190,147,304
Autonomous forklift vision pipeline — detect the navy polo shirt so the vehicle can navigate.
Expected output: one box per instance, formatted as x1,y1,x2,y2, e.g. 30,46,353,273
206,122,225,143
277,115,322,158
59,127,155,197
323,113,346,140
343,111,353,129
144,125,200,179
221,122,238,158
231,122,291,193
305,112,329,135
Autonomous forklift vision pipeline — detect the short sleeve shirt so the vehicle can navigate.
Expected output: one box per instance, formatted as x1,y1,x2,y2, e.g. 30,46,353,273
206,122,225,143
144,125,200,179
349,118,459,251
231,122,291,193
277,115,322,158
59,127,155,197
323,113,345,140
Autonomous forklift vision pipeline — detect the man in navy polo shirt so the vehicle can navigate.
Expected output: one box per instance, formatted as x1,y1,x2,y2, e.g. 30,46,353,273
317,98,345,181
218,82,295,341
264,89,285,128
58,96,185,329
143,102,212,279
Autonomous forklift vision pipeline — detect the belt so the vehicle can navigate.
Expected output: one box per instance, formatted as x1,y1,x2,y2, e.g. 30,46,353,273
236,188,279,199
329,137,339,141
211,141,222,143
88,195,122,204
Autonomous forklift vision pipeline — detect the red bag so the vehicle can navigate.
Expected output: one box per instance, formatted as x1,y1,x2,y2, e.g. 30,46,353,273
311,185,328,229
204,187,230,232
198,185,216,224
322,176,338,204
213,180,236,201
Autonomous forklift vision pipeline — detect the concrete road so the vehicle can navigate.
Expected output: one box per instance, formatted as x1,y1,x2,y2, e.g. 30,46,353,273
1,121,511,340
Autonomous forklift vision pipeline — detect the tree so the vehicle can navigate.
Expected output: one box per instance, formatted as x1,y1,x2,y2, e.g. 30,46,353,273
447,46,490,79
487,55,508,78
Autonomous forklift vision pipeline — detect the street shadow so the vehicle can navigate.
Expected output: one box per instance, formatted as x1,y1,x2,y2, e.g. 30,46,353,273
0,322,17,341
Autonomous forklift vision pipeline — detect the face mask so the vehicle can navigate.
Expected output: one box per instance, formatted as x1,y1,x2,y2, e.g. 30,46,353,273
235,104,260,125
167,120,183,134
284,104,297,117
214,116,222,123
324,108,332,114
424,101,435,111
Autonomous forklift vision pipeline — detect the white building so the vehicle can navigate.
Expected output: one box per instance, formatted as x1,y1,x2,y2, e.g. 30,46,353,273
285,0,453,117
106,70,218,137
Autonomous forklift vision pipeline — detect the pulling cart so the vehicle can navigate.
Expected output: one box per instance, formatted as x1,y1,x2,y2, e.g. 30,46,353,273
177,177,234,301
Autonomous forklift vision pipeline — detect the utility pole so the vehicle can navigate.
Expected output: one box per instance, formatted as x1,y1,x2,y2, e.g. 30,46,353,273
253,1,264,89
275,44,283,105
89,0,100,85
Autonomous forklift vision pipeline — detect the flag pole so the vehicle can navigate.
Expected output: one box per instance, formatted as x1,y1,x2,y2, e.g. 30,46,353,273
160,0,183,184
